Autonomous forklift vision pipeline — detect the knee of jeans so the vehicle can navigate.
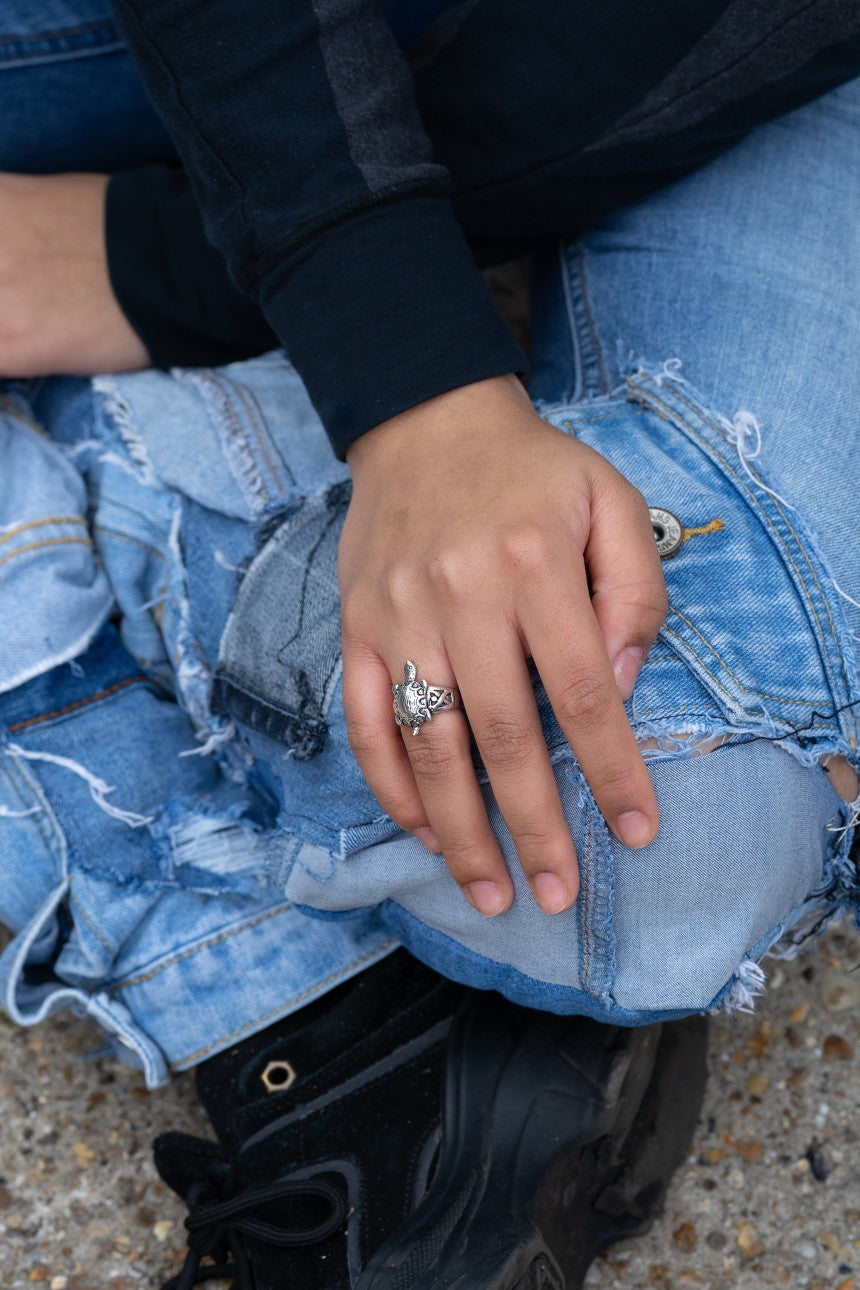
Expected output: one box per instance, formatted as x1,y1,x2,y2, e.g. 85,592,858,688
608,739,845,1014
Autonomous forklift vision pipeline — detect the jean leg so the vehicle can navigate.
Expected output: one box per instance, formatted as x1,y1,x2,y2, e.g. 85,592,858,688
530,76,860,649
0,0,174,171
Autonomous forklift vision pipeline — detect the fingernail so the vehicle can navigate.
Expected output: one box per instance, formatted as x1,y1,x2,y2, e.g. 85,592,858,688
532,872,573,915
617,810,654,849
612,646,645,703
466,881,508,916
412,826,441,854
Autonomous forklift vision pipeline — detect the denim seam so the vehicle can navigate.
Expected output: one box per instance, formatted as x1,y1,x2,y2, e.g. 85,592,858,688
558,240,584,402
0,516,88,547
634,380,855,729
92,523,166,565
232,381,296,499
634,387,852,731
169,939,399,1068
0,21,118,48
581,809,592,989
69,892,113,955
7,676,150,734
560,245,606,399
107,902,296,992
214,372,285,497
663,611,831,709
0,535,92,571
575,245,607,395
2,756,68,877
665,381,852,701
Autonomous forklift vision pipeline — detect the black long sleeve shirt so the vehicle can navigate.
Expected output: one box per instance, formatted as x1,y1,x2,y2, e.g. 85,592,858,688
106,0,860,457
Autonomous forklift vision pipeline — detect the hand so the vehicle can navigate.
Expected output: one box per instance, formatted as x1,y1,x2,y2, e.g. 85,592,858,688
340,374,667,917
0,172,149,377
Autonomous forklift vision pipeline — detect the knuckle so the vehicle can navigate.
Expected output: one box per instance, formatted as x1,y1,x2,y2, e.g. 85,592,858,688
555,672,615,731
591,763,643,807
508,819,561,854
427,548,472,600
381,561,418,614
407,734,460,782
345,717,388,763
477,711,534,771
383,797,427,833
442,834,491,879
500,523,551,574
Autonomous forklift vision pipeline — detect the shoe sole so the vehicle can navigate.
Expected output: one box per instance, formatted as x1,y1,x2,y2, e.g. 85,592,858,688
359,998,708,1290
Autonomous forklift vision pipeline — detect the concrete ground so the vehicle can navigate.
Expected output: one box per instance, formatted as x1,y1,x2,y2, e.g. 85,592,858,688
0,920,857,1289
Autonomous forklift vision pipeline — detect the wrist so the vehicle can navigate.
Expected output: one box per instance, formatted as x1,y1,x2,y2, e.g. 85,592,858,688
346,374,530,474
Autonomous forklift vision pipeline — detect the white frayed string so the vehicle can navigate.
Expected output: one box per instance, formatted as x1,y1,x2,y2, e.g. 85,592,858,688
5,744,154,828
61,438,103,463
179,722,236,759
714,958,767,1014
0,805,40,819
829,577,860,613
652,357,684,387
68,659,84,678
721,410,797,510
128,592,166,615
213,550,243,574
827,796,860,844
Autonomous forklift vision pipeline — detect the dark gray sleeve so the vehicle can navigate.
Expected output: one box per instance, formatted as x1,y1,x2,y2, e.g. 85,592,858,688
107,0,524,453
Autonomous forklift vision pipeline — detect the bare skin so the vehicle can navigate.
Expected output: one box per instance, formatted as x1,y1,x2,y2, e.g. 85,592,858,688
2,171,855,913
342,375,667,917
0,173,148,376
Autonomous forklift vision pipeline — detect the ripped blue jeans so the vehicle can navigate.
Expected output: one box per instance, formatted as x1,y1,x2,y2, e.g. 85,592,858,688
1,6,858,1087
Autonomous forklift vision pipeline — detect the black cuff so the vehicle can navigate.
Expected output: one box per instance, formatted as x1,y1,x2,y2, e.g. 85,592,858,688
258,195,527,459
106,166,279,368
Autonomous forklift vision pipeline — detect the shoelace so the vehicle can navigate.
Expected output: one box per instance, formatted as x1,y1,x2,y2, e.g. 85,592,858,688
162,1176,348,1290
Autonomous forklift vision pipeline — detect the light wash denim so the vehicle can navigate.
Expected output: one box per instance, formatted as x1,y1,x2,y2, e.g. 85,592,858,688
0,3,857,1087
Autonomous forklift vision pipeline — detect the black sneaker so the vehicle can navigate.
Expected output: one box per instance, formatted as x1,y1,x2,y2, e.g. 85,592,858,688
156,951,708,1290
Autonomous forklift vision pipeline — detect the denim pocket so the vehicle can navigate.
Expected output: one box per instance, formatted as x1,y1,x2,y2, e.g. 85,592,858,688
543,367,859,764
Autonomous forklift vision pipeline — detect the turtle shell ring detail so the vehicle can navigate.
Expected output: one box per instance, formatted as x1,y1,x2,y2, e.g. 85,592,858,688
392,662,460,735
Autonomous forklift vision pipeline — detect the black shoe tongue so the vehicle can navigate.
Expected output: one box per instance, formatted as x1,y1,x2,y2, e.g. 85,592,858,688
153,1131,231,1201
195,951,458,1149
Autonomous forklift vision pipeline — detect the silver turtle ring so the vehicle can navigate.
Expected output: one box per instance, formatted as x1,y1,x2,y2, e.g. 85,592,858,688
392,661,460,736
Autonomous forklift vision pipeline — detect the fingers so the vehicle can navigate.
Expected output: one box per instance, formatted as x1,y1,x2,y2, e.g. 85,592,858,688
343,636,515,916
445,624,580,913
341,640,438,849
587,479,668,701
523,564,659,850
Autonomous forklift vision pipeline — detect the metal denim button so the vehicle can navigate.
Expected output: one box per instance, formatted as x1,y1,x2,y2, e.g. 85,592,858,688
649,507,684,559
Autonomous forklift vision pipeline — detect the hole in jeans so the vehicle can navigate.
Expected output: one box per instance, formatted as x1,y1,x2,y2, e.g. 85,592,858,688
638,733,859,803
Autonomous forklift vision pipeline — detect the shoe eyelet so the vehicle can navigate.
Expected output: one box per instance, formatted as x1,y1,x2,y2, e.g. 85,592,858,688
262,1059,297,1094
649,507,683,559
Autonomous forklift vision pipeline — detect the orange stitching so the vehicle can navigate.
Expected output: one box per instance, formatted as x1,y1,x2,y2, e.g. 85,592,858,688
110,904,294,992
0,517,87,547
70,893,113,954
667,383,850,700
0,536,91,570
633,380,852,717
92,524,165,563
169,940,399,1068
8,676,149,733
681,518,724,544
664,609,825,707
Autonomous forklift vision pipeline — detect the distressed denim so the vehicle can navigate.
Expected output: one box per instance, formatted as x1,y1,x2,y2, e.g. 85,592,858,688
0,4,858,1086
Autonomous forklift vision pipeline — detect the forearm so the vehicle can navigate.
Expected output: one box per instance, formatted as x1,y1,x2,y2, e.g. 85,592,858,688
107,0,525,455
